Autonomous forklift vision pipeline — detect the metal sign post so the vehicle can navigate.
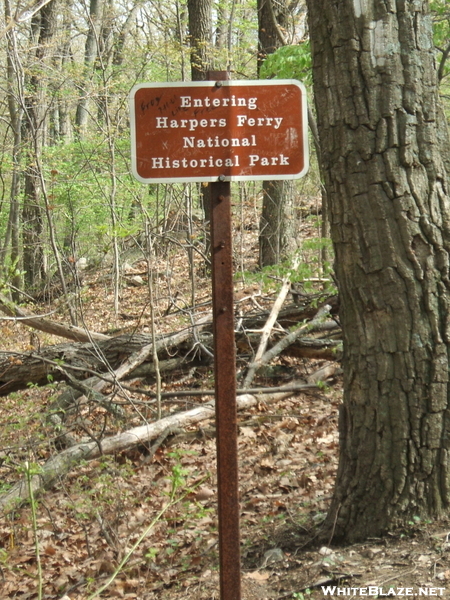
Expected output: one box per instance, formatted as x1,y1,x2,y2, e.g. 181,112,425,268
210,178,241,600
208,71,241,600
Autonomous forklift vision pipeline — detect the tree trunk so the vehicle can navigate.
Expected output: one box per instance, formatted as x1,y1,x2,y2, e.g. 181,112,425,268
111,0,142,67
22,1,58,291
257,0,295,267
22,162,45,290
187,0,212,81
259,180,295,267
187,0,213,257
75,0,102,136
57,21,72,141
306,0,450,541
2,0,23,298
214,1,228,50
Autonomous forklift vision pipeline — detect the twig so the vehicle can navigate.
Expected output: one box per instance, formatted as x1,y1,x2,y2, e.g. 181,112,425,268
96,511,119,549
116,380,319,400
142,426,183,464
145,223,162,419
327,502,341,546
25,461,43,600
63,371,125,419
244,303,332,387
243,257,299,388
379,568,417,587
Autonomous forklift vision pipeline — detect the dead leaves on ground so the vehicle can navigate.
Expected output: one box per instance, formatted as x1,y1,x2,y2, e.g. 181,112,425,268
0,388,341,599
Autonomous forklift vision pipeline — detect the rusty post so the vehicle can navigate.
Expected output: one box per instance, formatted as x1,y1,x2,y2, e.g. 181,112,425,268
208,70,241,600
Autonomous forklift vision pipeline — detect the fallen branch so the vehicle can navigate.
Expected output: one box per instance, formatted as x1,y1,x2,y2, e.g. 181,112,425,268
141,426,183,464
243,258,299,388
0,382,315,514
258,304,332,364
0,294,341,397
51,337,169,427
242,304,334,385
0,292,109,342
116,381,320,400
307,363,342,384
241,294,339,330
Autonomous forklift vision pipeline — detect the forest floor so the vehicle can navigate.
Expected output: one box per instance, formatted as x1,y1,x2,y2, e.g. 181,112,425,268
1,195,450,599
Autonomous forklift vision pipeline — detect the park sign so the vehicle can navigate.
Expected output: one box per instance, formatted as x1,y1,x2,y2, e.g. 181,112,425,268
129,79,309,183
130,74,310,600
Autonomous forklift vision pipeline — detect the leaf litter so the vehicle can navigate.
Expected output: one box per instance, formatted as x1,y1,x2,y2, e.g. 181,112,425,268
1,205,450,599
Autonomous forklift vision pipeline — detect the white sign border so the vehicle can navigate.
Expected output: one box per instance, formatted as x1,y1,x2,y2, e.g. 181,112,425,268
129,79,309,184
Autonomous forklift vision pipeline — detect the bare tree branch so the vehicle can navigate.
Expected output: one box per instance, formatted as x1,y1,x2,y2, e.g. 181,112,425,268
0,293,109,342
0,384,313,514
0,0,55,38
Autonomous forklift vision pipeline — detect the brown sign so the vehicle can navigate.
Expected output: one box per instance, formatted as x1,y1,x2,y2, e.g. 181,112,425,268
130,80,308,183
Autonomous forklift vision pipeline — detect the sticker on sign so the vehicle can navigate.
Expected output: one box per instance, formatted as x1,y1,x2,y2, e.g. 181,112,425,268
129,80,309,183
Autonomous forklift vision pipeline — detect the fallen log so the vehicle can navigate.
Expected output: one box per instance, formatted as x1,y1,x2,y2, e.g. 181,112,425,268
235,328,341,362
282,337,341,360
0,296,341,396
0,382,316,514
0,314,213,396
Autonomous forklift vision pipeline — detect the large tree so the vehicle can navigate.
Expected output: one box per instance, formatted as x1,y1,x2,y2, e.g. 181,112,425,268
2,0,23,297
306,0,450,541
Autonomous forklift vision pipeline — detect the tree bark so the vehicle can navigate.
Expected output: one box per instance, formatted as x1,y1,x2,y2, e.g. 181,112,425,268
187,0,213,256
306,0,450,541
259,180,295,267
187,0,212,81
257,0,295,267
